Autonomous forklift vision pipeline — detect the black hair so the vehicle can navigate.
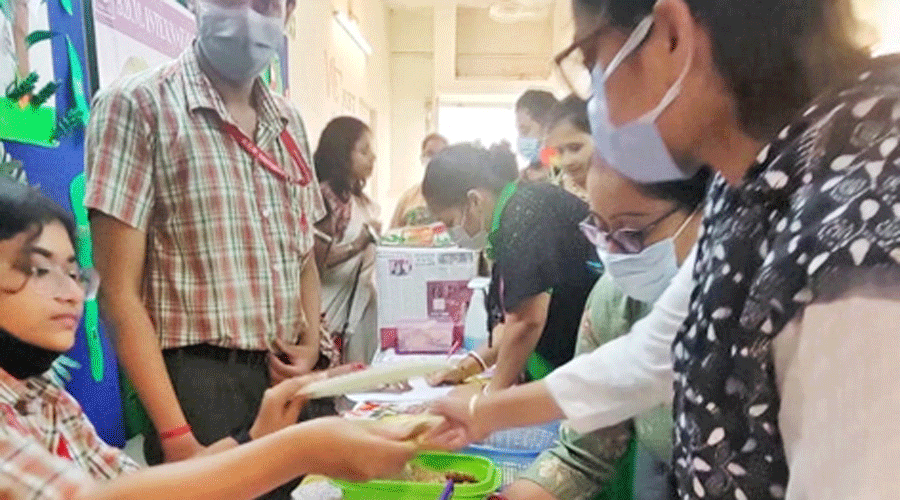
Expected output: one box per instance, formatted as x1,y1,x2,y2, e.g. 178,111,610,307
636,167,712,212
421,133,449,151
314,116,371,199
515,90,559,126
547,94,591,135
422,143,519,211
573,0,869,139
0,177,77,269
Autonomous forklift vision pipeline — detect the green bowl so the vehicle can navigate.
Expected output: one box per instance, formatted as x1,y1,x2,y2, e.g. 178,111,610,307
335,452,501,500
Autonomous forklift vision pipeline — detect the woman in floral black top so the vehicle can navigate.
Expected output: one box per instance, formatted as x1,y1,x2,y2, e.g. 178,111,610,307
432,0,900,498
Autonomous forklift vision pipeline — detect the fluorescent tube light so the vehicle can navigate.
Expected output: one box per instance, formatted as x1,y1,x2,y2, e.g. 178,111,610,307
334,10,373,55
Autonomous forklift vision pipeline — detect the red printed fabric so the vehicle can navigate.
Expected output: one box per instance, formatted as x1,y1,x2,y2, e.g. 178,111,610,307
0,368,139,500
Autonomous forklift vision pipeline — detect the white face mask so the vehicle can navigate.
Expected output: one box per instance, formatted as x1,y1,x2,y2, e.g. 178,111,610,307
449,203,487,250
197,3,284,85
449,225,487,250
587,14,701,183
596,211,693,303
517,137,541,165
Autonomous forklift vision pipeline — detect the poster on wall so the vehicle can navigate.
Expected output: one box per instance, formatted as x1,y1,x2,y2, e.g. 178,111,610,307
90,0,195,90
1,0,58,146
90,0,289,96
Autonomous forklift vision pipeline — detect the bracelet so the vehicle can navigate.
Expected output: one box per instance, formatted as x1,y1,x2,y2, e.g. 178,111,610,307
159,424,192,441
466,351,488,372
468,393,480,419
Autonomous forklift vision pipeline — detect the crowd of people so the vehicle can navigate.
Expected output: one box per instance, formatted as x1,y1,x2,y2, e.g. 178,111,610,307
2,0,900,499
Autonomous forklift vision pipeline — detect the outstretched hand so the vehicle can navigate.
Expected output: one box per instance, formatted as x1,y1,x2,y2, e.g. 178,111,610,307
251,364,365,439
302,417,419,482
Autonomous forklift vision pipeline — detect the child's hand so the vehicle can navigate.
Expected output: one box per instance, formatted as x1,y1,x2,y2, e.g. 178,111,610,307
250,365,366,439
302,418,418,482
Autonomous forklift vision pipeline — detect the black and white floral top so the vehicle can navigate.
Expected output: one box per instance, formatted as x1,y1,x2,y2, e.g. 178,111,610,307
672,56,900,499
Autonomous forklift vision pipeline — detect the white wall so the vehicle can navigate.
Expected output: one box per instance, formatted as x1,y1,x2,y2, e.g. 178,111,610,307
287,0,393,215
854,0,900,55
387,7,435,206
284,0,574,221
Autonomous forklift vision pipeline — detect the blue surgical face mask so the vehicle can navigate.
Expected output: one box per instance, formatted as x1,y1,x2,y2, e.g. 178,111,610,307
587,15,700,183
517,137,541,165
597,239,679,303
595,211,693,303
197,3,284,85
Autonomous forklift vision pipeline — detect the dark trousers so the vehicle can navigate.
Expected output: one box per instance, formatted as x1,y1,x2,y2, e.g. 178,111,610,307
144,345,299,500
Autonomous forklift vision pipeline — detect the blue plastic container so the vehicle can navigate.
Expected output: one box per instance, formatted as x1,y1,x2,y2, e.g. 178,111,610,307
463,421,561,486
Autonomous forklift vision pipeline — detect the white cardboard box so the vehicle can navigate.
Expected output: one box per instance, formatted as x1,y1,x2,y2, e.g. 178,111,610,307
375,247,477,353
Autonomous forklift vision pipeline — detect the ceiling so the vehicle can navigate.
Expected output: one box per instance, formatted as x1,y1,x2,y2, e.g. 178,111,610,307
387,0,501,7
386,0,564,9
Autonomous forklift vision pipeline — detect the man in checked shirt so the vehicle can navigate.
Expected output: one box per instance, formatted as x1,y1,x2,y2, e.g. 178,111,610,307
85,1,327,496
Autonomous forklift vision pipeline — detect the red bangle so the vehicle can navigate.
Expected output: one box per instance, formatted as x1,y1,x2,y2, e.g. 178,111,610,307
159,424,192,440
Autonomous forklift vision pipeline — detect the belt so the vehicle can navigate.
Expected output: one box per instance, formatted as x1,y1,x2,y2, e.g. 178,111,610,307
166,344,268,366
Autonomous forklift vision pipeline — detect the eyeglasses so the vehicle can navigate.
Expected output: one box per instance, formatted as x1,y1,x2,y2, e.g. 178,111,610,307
23,264,100,301
553,23,610,100
579,207,679,254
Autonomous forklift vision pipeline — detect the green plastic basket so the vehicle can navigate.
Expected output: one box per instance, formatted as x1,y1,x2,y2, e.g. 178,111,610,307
335,452,501,500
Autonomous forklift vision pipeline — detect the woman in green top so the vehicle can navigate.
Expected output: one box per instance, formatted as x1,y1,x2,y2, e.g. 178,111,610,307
423,143,598,392
509,164,710,500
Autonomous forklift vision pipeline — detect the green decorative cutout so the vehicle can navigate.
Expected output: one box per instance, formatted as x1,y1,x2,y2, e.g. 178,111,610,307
59,0,73,15
5,72,38,100
69,173,104,382
25,30,56,47
30,81,58,108
53,108,84,141
65,36,90,124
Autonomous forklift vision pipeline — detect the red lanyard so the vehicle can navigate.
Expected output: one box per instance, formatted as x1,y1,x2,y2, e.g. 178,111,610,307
223,123,313,186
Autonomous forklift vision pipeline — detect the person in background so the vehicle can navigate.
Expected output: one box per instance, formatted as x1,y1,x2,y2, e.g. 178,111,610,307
508,164,708,500
516,90,558,180
423,143,597,392
314,116,380,364
544,95,593,201
85,4,324,496
390,133,449,228
433,0,900,497
0,178,418,500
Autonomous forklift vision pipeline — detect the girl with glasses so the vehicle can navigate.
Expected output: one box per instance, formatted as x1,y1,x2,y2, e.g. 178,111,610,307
0,178,419,500
506,164,708,500
434,0,900,498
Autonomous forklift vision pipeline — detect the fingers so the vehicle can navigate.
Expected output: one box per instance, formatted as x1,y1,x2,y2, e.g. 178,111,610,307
272,336,289,353
269,372,320,400
370,415,446,442
420,425,470,451
348,442,417,483
427,368,462,387
326,362,366,378
268,352,303,384
429,397,466,423
283,396,306,422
